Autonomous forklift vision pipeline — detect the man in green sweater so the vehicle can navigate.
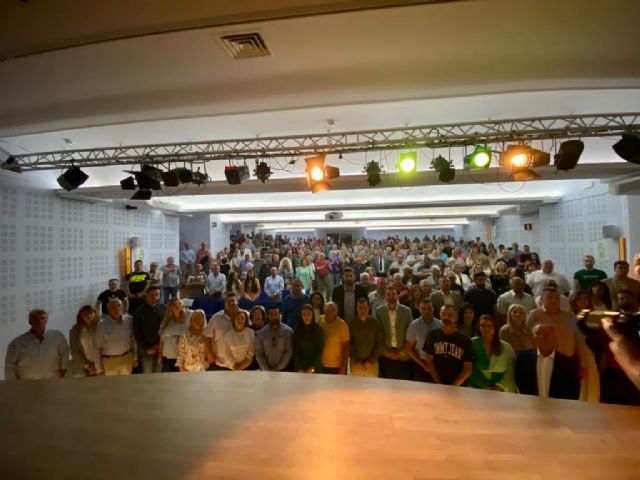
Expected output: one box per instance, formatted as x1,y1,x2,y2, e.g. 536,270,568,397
348,298,384,377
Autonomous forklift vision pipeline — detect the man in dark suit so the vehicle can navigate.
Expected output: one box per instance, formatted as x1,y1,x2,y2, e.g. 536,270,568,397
515,322,580,400
331,267,369,323
375,286,413,380
429,277,463,317
372,249,389,278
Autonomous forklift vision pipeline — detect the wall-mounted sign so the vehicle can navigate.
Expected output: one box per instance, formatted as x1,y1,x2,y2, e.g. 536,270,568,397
524,223,533,231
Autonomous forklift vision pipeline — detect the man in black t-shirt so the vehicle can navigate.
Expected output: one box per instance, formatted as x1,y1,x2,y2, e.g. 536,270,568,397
423,305,473,385
125,260,150,314
464,271,497,320
95,279,129,314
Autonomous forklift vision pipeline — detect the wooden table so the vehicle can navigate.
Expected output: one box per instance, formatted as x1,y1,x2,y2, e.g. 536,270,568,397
1,372,639,479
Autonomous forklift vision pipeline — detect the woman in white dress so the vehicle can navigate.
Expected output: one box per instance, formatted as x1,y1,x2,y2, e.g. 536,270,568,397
222,310,255,371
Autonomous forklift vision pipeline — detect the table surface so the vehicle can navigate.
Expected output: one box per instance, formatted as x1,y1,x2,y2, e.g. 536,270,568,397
1,372,639,480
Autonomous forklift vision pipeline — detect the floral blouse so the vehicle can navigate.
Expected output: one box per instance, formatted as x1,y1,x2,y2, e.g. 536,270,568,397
176,332,209,372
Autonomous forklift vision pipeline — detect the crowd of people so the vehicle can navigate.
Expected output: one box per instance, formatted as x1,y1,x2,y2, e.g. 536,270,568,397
5,233,640,406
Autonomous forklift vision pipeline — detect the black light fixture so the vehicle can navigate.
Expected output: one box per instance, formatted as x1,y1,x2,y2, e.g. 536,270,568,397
431,155,455,183
134,165,162,190
254,161,272,183
1,156,22,173
365,161,382,187
57,166,89,191
162,167,193,187
224,165,250,185
120,176,136,190
131,190,152,200
613,134,640,165
554,140,584,171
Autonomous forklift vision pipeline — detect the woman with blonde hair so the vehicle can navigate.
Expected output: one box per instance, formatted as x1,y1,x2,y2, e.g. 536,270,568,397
279,257,294,288
176,310,209,372
157,297,191,372
499,304,534,353
70,305,100,376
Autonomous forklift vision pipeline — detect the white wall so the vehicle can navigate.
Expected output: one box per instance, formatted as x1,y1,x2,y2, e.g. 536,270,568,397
179,213,210,249
622,195,640,261
209,214,231,254
364,228,455,241
490,183,627,277
0,183,179,379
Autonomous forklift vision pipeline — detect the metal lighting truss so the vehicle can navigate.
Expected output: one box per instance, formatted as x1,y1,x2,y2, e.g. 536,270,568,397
3,113,639,172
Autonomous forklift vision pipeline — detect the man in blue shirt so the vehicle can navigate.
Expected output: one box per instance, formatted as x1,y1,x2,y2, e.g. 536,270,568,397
282,278,310,328
179,242,196,282
264,267,285,300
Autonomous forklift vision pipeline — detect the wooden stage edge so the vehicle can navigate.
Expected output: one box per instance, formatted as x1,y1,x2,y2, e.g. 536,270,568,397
1,372,639,480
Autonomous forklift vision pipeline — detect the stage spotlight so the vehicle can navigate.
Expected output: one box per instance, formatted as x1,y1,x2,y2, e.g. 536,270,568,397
120,176,136,190
431,155,455,183
499,145,550,170
254,162,272,183
224,165,250,185
191,169,208,185
305,155,340,193
397,151,417,173
554,140,584,171
365,161,382,187
1,156,22,173
465,146,492,169
131,189,152,200
57,167,89,191
613,134,640,165
305,155,326,182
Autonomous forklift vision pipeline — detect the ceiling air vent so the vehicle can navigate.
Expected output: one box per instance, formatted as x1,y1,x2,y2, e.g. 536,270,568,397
219,33,271,59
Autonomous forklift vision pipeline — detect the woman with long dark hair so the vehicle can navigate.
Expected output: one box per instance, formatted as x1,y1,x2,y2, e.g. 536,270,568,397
242,269,261,301
292,304,324,373
590,281,612,310
309,291,325,322
458,303,477,338
469,314,516,392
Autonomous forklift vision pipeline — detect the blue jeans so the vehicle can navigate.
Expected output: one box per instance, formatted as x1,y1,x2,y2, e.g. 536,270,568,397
138,349,161,374
163,287,179,304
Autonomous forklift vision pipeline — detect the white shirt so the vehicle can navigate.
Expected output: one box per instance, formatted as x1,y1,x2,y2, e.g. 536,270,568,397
536,349,556,398
527,271,571,297
223,329,255,368
388,306,398,348
203,311,234,366
497,290,537,315
94,315,135,373
4,330,69,380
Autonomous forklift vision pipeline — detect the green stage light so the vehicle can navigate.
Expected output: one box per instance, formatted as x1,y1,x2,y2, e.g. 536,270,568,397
465,146,492,169
397,151,417,173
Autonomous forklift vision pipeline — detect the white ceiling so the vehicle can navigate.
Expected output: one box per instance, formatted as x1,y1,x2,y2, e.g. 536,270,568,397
1,0,639,228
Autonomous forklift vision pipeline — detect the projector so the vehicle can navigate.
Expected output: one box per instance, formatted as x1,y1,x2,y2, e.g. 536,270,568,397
325,211,343,220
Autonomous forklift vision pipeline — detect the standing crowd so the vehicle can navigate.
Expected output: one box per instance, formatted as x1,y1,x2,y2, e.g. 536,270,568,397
5,233,640,406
